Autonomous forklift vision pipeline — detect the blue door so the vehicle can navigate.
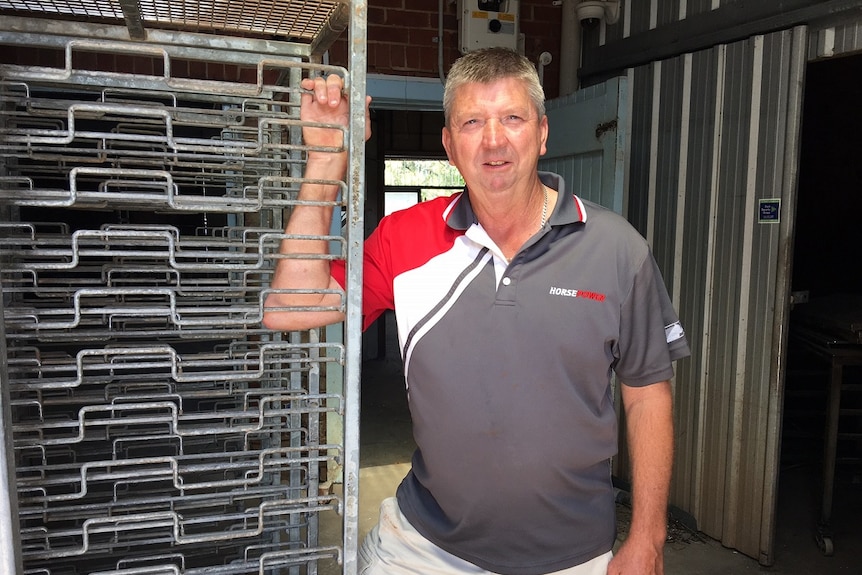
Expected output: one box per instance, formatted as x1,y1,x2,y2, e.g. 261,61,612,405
539,76,627,215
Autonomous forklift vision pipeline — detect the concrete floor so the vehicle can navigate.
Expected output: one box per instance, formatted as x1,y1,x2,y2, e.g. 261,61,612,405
318,313,862,574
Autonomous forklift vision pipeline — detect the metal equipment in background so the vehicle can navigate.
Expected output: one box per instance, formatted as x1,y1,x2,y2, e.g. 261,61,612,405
789,294,862,557
458,0,521,54
0,1,367,574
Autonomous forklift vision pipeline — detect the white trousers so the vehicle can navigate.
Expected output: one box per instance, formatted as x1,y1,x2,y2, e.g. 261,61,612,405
358,498,613,575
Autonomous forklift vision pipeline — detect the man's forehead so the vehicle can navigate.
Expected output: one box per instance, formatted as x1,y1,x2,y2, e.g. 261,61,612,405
450,81,533,113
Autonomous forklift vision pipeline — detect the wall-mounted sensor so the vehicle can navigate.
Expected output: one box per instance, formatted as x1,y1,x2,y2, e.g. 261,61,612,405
575,1,620,28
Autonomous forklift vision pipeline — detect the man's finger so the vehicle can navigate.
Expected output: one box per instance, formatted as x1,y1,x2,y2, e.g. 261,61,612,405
325,74,344,106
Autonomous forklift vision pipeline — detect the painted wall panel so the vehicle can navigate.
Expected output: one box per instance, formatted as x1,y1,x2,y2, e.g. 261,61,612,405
651,56,684,278
541,78,627,212
810,17,862,59
627,65,654,235
618,26,806,562
656,0,681,28
629,0,655,35
596,0,862,566
673,46,720,519
686,0,719,17
712,36,756,551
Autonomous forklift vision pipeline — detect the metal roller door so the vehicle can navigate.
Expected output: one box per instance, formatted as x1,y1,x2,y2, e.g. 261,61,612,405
0,2,367,574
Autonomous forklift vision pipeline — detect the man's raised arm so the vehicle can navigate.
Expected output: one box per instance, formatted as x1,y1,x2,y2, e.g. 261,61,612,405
262,74,370,331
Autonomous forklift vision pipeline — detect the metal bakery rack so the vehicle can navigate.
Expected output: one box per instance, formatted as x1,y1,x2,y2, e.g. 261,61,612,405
0,1,367,574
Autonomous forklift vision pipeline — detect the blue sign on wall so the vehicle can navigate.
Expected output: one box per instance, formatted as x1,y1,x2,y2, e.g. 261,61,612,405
758,199,781,223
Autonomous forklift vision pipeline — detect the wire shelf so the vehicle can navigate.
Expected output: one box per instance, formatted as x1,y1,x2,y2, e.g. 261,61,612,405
0,0,348,42
0,6,366,571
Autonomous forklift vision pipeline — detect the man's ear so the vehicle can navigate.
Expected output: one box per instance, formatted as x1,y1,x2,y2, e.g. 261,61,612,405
442,126,454,165
539,115,549,157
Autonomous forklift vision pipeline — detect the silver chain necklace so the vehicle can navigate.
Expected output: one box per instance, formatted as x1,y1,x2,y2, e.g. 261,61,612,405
506,187,548,263
539,185,549,229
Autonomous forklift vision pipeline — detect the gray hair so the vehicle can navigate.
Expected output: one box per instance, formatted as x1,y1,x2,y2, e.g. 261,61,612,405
443,47,546,125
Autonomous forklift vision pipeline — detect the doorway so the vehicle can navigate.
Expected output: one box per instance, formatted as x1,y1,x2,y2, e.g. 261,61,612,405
778,52,862,567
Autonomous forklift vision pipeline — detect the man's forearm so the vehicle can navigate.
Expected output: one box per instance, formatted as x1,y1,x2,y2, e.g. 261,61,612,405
622,381,674,547
262,73,368,332
262,153,348,330
606,381,673,574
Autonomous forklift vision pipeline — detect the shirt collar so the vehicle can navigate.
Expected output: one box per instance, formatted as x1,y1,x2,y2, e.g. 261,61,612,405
444,171,588,230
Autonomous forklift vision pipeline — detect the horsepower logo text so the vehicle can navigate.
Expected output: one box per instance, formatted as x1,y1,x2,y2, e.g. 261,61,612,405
549,286,606,302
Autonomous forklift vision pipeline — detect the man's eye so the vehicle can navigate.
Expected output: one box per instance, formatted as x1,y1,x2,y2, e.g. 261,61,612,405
502,115,524,125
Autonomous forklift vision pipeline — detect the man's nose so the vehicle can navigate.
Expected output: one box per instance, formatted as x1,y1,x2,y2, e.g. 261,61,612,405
482,119,505,146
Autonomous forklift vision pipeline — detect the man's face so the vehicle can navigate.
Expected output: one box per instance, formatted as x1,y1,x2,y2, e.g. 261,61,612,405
442,77,548,200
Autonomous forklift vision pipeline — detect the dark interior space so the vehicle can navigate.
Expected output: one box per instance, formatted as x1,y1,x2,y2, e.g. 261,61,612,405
779,52,862,567
791,55,862,299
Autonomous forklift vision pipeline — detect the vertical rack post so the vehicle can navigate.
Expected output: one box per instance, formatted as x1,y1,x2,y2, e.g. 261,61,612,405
343,1,368,573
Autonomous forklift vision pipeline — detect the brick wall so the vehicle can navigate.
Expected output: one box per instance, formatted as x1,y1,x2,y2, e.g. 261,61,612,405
327,0,563,99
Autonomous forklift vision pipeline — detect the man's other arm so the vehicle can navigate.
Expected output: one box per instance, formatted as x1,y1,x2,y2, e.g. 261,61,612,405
607,380,674,575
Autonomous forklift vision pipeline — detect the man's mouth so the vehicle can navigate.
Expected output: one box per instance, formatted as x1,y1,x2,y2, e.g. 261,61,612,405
486,161,507,166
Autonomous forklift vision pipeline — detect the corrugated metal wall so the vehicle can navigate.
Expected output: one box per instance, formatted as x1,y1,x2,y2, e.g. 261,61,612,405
608,1,862,564
809,14,862,59
619,23,808,564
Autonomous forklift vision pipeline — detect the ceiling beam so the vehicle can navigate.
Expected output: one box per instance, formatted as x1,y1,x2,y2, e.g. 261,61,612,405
580,0,862,83
118,0,146,40
310,1,351,56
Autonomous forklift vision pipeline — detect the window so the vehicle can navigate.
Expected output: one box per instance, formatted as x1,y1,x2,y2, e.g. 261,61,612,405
384,159,464,215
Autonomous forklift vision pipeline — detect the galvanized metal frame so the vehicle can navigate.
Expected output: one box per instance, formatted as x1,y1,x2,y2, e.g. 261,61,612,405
0,295,22,575
342,2,367,573
0,2,367,573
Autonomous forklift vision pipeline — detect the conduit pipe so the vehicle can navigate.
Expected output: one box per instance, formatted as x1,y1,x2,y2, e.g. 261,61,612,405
559,0,581,96
439,0,447,84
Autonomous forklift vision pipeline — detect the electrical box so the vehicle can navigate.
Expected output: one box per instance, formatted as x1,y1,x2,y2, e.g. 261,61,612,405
458,0,520,54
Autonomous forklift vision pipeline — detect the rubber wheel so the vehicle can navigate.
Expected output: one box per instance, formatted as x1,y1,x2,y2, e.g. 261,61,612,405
816,532,834,556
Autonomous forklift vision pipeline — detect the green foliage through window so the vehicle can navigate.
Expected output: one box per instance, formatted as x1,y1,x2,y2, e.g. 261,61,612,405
385,160,464,188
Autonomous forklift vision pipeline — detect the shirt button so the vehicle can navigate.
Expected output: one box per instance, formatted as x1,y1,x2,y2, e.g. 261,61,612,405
502,277,512,286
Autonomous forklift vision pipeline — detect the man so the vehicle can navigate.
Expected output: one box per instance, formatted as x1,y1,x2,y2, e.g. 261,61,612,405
264,47,690,575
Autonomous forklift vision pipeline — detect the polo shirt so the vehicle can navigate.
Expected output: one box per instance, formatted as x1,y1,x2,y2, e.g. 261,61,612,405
332,172,690,575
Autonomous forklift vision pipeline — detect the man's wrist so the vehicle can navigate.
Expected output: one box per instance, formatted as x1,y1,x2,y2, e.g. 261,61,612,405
306,151,347,170
626,520,667,547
